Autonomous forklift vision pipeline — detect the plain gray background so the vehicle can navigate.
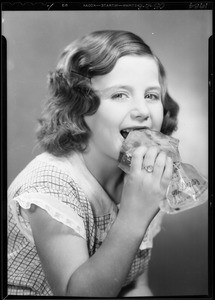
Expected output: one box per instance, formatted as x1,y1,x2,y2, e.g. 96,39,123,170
3,10,212,296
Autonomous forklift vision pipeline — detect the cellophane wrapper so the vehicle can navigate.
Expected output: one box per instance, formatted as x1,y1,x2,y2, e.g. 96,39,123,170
118,129,208,214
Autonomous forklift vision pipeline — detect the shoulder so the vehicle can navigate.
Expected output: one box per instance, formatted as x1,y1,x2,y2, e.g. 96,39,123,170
8,152,84,199
8,152,91,223
8,153,91,243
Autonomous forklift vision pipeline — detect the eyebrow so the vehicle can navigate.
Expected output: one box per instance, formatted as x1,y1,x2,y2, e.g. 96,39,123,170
95,85,132,95
145,86,161,93
95,85,161,96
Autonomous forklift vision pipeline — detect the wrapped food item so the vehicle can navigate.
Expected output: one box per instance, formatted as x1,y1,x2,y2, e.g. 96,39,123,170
118,128,208,214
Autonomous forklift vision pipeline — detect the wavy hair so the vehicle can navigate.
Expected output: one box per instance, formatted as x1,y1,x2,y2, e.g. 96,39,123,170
36,30,179,156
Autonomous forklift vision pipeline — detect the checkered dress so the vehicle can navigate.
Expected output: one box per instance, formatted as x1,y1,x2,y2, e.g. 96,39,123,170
8,152,162,296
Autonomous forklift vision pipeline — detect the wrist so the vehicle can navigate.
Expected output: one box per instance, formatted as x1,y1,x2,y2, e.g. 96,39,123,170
116,210,149,242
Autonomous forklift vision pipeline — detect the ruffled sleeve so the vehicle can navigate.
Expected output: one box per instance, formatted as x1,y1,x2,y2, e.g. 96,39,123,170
7,155,88,244
139,210,165,250
8,191,86,244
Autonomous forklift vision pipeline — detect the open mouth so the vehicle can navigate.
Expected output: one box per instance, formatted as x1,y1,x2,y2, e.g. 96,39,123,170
120,127,149,139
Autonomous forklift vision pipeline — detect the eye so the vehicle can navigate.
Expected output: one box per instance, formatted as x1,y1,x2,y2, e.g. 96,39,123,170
145,93,160,101
111,92,129,101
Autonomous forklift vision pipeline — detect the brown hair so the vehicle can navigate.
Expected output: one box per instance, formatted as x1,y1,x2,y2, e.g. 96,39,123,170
37,30,179,156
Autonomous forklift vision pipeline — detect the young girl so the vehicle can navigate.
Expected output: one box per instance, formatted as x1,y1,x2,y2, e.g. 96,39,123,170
8,30,179,297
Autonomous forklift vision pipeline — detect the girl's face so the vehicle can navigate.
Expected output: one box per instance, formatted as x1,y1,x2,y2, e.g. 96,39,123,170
84,55,164,162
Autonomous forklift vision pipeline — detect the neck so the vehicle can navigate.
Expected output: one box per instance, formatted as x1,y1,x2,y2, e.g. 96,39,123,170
81,148,124,201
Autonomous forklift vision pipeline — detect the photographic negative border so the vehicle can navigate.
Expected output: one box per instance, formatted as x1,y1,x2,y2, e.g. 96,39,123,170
1,2,213,299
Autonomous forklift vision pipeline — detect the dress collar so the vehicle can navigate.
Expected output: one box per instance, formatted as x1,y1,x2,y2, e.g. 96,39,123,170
39,152,118,215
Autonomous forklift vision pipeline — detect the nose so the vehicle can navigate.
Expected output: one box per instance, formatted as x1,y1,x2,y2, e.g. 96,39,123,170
130,98,150,121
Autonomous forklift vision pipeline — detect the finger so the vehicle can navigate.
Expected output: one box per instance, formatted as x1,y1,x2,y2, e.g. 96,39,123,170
142,146,159,172
153,151,167,178
130,146,147,173
162,156,174,184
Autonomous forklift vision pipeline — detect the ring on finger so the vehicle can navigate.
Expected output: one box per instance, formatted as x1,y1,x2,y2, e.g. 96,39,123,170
143,165,154,173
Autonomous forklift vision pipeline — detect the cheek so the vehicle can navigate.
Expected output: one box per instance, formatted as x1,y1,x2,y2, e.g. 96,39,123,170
151,104,164,129
84,108,112,136
90,103,120,129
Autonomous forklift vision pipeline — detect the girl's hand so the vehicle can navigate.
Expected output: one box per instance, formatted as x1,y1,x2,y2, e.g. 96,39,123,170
119,146,173,231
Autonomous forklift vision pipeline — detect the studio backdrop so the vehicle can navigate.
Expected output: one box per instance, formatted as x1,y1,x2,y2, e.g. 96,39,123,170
3,9,212,296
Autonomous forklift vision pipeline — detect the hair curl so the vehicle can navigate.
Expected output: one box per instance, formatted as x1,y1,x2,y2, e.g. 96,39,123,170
36,30,179,156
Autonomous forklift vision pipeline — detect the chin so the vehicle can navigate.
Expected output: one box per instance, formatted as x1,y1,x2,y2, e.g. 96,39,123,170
115,146,124,162
104,138,124,162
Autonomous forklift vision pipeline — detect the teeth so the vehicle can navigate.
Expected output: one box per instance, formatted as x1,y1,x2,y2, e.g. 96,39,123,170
121,127,148,139
121,129,133,139
122,127,148,132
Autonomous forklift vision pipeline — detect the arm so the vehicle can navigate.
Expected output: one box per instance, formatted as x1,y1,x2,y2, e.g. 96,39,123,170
118,270,153,297
26,204,147,297
26,146,172,297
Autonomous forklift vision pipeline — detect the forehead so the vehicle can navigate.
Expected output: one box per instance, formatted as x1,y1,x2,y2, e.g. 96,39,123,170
91,55,160,90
